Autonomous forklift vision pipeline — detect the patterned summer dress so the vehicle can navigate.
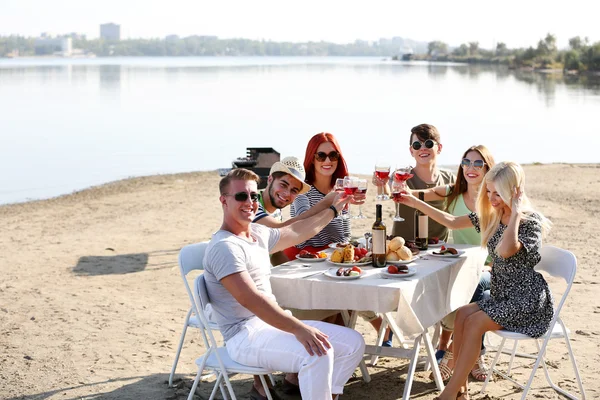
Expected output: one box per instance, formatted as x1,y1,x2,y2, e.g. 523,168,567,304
469,212,554,338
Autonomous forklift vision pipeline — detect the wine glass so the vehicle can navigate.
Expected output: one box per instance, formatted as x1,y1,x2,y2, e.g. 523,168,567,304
391,177,405,221
334,178,350,220
353,179,368,219
393,166,414,191
374,162,391,201
343,176,359,219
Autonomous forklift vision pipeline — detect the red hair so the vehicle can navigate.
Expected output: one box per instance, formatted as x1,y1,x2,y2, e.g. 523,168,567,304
303,132,349,188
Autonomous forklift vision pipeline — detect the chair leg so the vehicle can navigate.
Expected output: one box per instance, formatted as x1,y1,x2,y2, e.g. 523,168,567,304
563,327,587,399
209,372,223,400
169,312,192,387
268,373,276,387
371,317,388,366
259,375,273,400
481,337,506,394
519,338,549,400
220,377,230,400
507,339,519,374
187,368,202,400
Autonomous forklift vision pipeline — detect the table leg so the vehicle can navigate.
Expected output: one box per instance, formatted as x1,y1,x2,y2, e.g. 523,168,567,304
401,335,421,400
344,310,371,383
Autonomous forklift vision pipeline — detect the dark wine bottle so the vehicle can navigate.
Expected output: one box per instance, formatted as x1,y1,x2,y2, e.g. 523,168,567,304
415,191,429,250
372,204,387,268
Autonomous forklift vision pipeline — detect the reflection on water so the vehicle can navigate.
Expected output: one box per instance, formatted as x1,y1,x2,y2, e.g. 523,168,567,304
99,65,122,90
0,57,598,205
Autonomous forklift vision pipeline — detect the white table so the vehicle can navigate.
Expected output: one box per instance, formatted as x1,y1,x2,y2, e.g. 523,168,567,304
270,244,487,399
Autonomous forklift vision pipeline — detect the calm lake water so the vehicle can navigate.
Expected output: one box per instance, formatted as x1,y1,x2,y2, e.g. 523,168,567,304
1,56,599,204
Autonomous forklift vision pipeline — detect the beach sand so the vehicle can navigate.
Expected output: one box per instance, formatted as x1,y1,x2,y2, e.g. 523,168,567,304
1,164,598,400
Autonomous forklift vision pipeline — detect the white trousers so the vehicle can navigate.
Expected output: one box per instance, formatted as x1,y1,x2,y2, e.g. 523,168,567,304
226,317,365,400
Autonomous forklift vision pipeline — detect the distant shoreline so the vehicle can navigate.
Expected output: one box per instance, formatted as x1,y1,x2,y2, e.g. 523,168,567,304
2,163,597,208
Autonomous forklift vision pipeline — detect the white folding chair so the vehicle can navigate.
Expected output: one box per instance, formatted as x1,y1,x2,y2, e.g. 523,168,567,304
169,242,218,387
188,274,276,400
481,246,586,400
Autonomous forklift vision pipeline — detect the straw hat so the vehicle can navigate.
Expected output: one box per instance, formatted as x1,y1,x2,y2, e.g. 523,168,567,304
269,156,311,194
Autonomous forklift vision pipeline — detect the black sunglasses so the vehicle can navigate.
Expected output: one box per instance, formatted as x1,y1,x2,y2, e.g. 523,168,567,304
461,158,486,170
224,191,259,202
411,139,436,150
314,151,340,162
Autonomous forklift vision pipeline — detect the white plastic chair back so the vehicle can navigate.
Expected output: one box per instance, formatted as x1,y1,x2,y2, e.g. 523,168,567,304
179,242,210,312
168,241,210,387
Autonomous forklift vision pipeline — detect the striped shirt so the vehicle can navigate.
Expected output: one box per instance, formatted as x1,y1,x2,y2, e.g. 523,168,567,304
253,192,282,223
290,186,350,249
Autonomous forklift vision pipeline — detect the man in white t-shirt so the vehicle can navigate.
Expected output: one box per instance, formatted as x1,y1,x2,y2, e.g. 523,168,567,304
204,168,365,400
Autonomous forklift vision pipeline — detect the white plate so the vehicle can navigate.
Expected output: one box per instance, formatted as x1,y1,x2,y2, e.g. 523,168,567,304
427,240,446,248
387,255,419,265
429,249,465,258
295,254,327,262
327,258,372,267
380,267,417,278
324,267,363,280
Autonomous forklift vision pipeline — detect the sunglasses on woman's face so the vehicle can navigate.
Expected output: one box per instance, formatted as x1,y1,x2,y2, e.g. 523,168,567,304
461,158,486,170
411,139,436,150
314,151,340,162
224,191,259,202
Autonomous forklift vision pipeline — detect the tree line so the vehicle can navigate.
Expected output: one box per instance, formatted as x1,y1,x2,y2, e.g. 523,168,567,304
419,34,600,72
0,35,424,58
1,33,598,72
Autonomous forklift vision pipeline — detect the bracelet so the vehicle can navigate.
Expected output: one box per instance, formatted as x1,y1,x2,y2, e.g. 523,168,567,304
329,205,338,218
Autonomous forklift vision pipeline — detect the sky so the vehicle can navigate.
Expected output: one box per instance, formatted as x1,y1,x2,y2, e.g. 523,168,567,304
1,0,599,49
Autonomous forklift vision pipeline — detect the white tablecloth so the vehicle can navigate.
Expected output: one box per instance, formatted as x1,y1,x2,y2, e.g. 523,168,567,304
270,244,487,336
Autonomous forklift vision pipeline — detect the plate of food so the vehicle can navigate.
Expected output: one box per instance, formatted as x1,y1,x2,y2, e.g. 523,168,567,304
430,246,465,258
327,258,372,267
328,245,371,266
386,236,417,263
324,266,364,280
427,237,446,248
296,250,328,262
380,265,416,278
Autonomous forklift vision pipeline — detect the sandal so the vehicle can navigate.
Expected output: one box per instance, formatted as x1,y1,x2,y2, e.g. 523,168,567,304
470,355,489,382
430,350,453,381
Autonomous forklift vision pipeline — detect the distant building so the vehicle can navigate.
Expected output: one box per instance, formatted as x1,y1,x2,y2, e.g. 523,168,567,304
100,23,121,41
67,32,86,41
34,36,72,56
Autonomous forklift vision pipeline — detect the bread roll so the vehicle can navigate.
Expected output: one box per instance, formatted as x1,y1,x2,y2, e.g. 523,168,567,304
386,252,400,261
396,246,412,261
342,245,355,262
330,249,344,263
388,236,406,251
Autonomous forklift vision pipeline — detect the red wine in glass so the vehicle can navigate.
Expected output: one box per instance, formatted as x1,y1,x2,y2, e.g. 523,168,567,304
375,170,390,180
344,186,358,195
391,191,403,202
394,172,414,182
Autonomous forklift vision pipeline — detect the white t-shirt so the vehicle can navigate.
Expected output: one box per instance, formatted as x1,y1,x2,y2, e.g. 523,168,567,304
203,223,281,341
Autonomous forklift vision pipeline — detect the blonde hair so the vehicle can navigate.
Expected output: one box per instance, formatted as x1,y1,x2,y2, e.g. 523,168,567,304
219,168,260,195
477,161,552,246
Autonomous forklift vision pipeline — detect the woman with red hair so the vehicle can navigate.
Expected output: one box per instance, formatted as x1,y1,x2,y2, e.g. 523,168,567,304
284,132,350,259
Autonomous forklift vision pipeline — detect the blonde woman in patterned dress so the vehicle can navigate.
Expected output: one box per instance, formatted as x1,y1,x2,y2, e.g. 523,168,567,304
398,161,553,400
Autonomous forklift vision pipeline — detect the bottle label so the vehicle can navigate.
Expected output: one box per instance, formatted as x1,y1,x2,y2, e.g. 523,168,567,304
372,230,386,254
418,216,428,238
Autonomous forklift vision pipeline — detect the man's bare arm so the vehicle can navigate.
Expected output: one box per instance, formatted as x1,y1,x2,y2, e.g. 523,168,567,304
271,194,348,253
